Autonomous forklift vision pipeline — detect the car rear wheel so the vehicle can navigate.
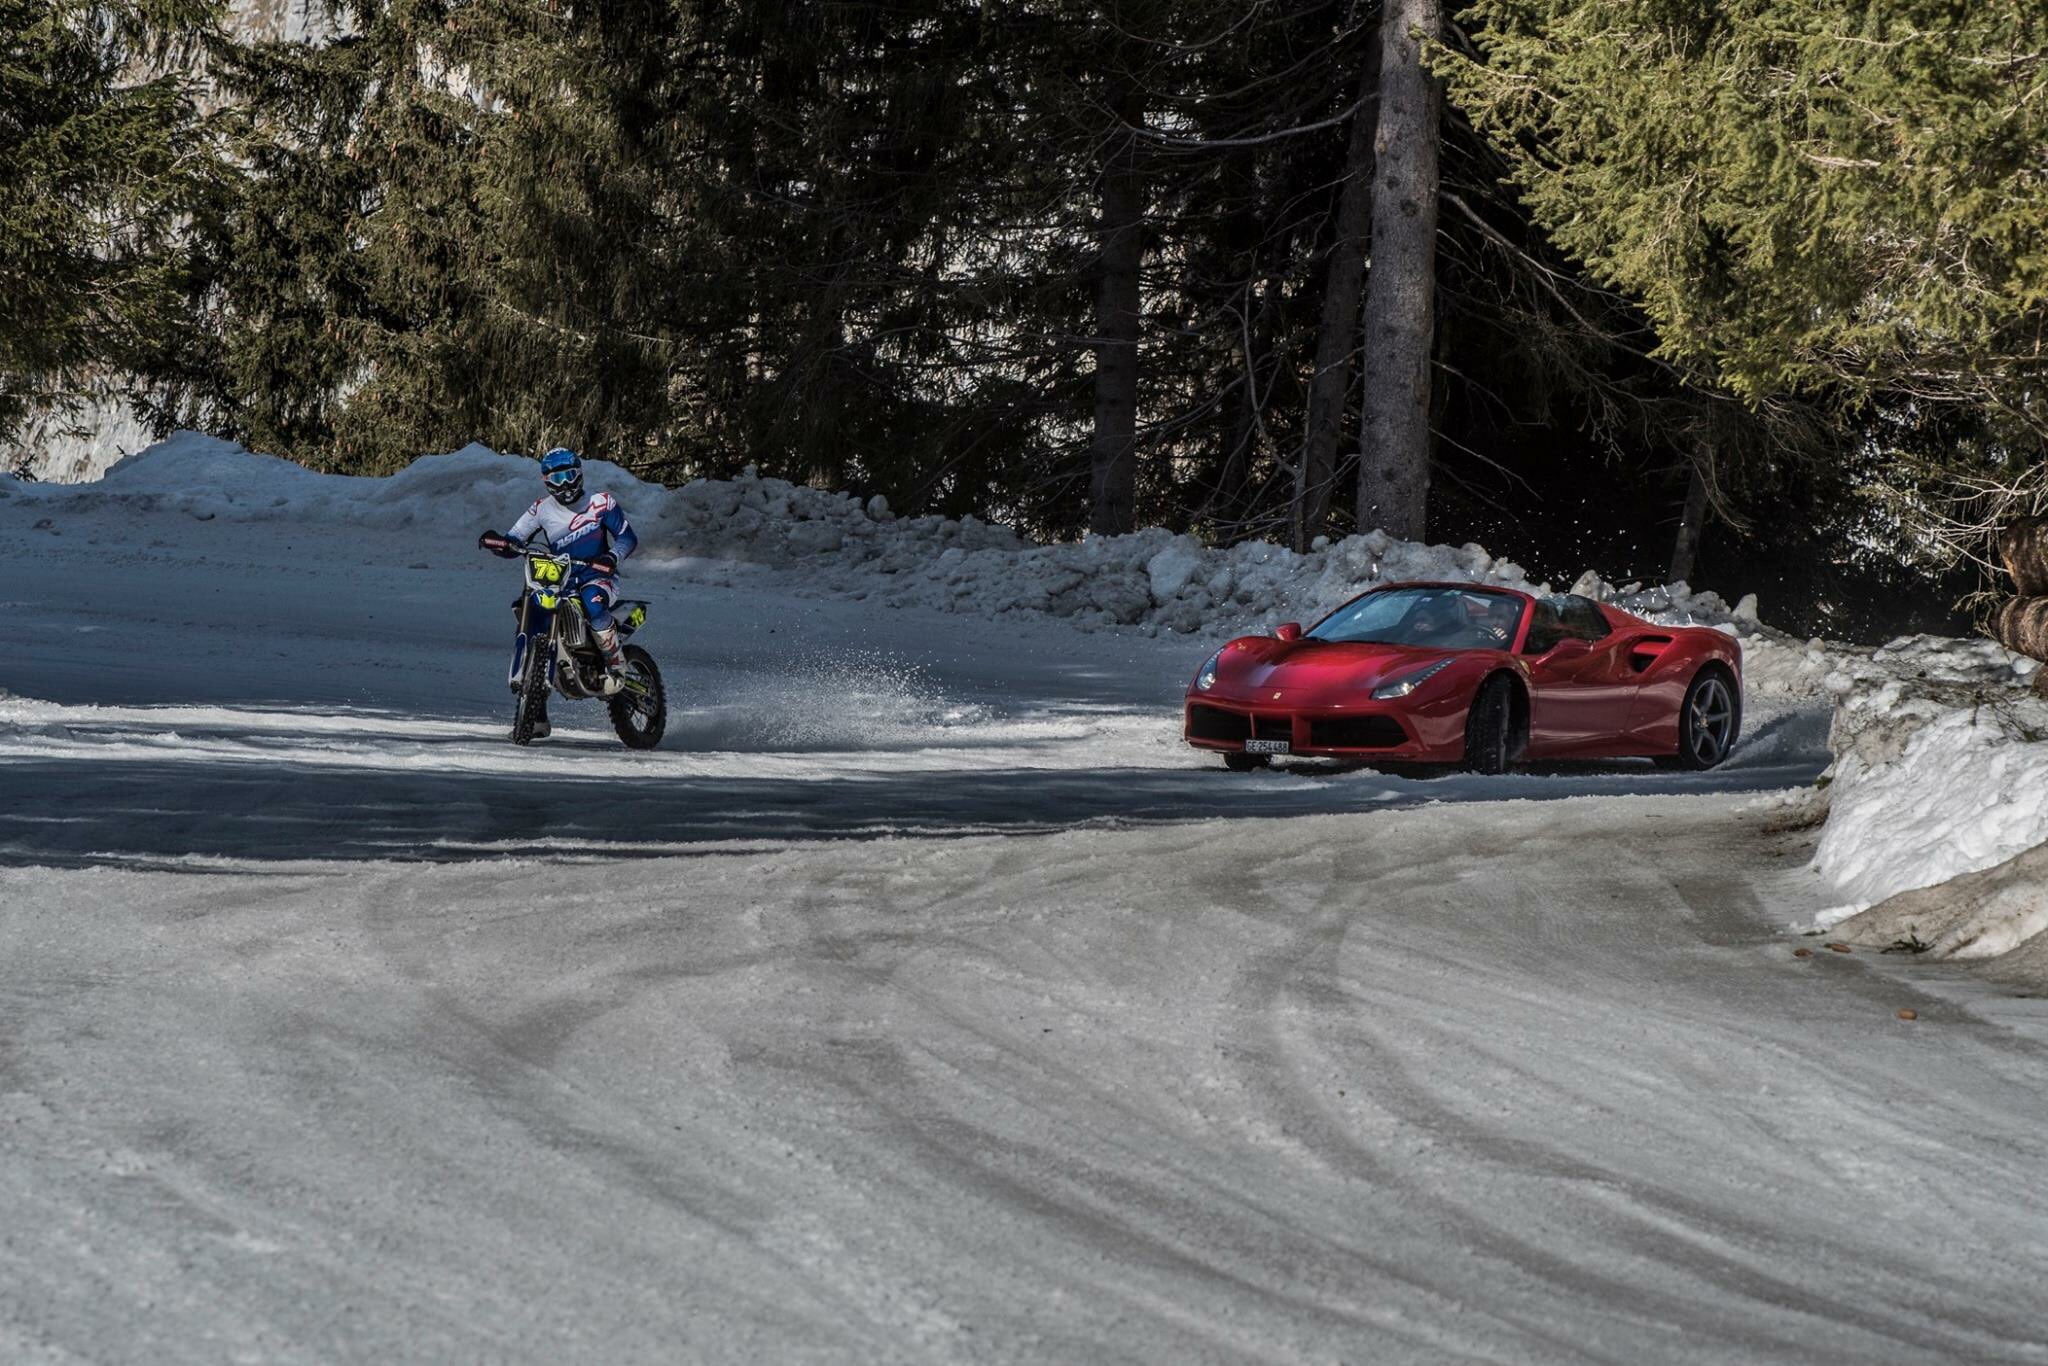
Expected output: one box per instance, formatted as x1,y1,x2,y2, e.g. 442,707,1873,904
1463,675,1517,775
1658,667,1740,770
1223,752,1271,772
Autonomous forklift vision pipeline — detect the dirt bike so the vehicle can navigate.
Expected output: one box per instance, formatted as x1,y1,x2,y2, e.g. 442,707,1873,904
483,535,667,749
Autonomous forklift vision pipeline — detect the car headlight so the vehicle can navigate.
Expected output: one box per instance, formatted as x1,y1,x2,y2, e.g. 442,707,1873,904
1371,658,1451,700
1194,650,1224,691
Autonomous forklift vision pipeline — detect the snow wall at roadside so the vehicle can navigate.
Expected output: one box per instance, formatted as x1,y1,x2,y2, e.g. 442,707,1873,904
1,431,1856,698
1810,640,2048,933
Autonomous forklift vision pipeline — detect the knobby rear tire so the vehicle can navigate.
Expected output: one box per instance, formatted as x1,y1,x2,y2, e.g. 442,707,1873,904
608,644,667,750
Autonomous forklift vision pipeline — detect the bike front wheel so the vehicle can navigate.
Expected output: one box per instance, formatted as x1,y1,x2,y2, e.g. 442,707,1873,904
511,633,551,746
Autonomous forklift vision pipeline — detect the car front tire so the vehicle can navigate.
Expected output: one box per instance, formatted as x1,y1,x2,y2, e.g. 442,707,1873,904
1463,675,1517,775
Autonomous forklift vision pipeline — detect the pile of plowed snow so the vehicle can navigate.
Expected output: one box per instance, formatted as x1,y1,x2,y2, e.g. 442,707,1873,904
1809,638,2046,943
1,431,1860,698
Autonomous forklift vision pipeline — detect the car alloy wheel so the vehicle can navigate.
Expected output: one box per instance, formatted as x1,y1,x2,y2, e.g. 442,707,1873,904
1687,675,1735,766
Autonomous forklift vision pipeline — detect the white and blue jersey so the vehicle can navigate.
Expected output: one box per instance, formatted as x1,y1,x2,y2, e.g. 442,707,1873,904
508,489,639,570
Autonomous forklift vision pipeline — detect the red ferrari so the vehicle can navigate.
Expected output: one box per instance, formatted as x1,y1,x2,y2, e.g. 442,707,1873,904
1185,582,1742,774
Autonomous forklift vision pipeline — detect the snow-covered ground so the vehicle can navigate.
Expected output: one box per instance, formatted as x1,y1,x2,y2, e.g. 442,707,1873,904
4,438,2048,1362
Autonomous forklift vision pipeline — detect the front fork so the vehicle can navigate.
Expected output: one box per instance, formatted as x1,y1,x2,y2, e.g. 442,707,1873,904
509,595,557,693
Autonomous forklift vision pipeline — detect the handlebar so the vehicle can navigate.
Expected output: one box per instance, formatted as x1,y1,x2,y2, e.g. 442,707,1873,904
478,533,608,570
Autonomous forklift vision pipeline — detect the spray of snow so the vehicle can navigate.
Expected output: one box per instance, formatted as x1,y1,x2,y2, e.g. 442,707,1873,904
664,651,992,754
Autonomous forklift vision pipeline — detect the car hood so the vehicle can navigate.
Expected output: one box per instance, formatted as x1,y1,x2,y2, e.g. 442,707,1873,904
1210,638,1456,698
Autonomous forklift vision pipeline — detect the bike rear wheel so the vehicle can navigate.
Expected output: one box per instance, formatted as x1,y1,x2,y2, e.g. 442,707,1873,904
608,645,666,749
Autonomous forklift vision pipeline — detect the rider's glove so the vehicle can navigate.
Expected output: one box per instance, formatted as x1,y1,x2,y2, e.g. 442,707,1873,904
590,552,618,576
479,530,518,558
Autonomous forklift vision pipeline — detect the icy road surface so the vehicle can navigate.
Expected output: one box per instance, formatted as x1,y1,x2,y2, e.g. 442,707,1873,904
5,483,2048,1361
0,501,1826,864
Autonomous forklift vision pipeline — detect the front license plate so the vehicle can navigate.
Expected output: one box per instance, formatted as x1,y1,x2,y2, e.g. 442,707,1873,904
1244,738,1291,755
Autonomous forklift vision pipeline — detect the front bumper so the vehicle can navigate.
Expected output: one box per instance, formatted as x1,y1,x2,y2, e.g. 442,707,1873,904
1184,698,1453,761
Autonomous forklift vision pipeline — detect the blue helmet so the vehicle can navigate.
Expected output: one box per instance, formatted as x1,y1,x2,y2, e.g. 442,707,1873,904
539,447,583,507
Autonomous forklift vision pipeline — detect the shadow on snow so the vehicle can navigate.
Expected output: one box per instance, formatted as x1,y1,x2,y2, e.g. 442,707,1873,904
0,708,1826,869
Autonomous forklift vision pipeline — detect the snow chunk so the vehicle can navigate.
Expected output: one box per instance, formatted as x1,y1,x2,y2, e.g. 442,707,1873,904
1145,540,1204,602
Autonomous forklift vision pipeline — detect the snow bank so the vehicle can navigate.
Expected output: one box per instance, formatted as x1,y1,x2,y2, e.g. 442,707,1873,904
1808,636,2048,936
4,431,1857,696
2,430,1027,570
1834,841,2048,964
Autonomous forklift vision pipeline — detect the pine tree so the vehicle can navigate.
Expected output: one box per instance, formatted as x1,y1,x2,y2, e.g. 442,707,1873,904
1449,1,2048,522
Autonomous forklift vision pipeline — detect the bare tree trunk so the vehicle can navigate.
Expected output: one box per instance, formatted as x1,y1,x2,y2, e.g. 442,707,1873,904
1089,82,1144,537
1294,60,1377,551
1990,597,2048,663
1354,0,1441,542
1668,458,1711,584
2000,516,2048,595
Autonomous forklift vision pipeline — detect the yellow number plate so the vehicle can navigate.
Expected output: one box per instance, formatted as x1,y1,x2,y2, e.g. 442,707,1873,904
531,559,563,584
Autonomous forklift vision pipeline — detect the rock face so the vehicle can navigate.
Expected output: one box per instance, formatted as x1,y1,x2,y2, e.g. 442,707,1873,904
13,393,159,483
12,5,340,483
225,0,340,44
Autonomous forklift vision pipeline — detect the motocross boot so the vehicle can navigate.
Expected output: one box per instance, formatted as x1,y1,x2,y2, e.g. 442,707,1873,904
593,624,628,695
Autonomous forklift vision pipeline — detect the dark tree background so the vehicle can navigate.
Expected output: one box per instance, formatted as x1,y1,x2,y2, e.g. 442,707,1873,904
8,0,2025,640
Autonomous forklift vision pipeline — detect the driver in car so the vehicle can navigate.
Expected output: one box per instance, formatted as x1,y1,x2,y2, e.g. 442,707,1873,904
1409,591,1517,649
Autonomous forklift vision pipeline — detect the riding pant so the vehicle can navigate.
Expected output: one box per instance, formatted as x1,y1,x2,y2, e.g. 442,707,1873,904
508,569,618,688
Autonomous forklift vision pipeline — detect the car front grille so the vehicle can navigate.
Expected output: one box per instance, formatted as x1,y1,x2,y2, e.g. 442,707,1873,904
1186,704,1252,742
1252,714,1295,742
1306,715,1408,749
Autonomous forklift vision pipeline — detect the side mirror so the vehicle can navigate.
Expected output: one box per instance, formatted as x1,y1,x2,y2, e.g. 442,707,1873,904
1274,622,1303,642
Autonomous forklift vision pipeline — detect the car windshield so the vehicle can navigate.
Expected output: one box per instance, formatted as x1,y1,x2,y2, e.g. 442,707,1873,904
1307,587,1523,650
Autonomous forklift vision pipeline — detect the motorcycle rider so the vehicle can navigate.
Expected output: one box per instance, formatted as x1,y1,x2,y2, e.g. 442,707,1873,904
478,447,639,734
